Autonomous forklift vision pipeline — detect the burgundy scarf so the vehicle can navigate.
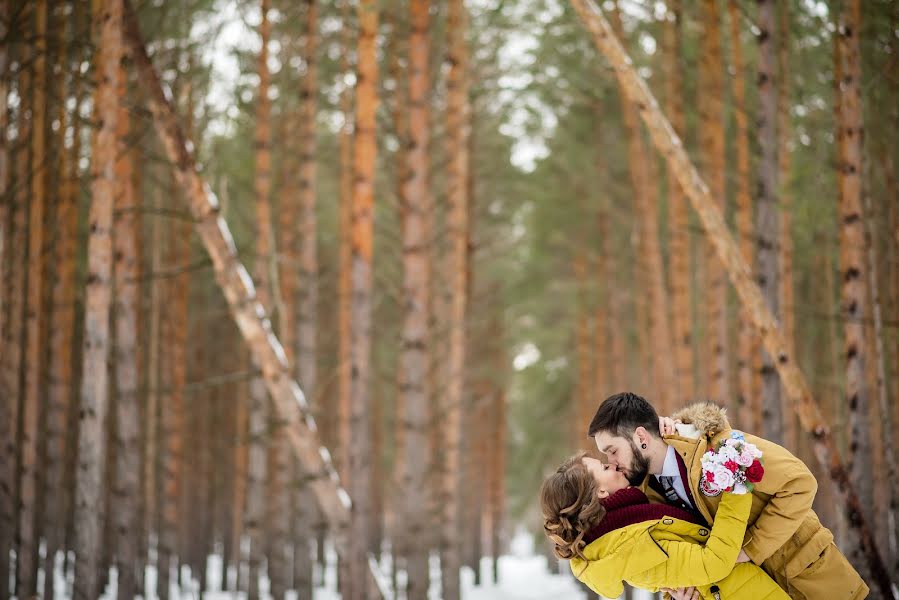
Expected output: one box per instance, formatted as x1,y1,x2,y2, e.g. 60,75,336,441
584,487,704,544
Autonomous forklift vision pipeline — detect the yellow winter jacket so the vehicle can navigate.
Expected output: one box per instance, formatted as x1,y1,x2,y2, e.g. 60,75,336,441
569,493,790,600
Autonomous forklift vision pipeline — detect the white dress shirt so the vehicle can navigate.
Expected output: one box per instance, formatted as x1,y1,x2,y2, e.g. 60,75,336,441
657,444,694,507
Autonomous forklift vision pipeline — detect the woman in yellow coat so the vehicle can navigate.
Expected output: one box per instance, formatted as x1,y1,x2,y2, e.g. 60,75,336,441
540,454,789,600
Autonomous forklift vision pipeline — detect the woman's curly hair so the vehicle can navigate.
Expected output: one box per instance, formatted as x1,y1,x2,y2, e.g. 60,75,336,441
540,452,607,562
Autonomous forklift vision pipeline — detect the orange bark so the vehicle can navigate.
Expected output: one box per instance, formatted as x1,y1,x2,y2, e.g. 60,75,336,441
18,2,47,592
0,0,22,587
442,2,471,598
73,0,121,597
398,1,434,596
698,0,728,406
336,0,354,484
609,3,678,411
777,2,797,451
728,2,761,433
756,0,782,443
836,0,873,572
346,0,379,595
662,0,693,404
112,60,142,598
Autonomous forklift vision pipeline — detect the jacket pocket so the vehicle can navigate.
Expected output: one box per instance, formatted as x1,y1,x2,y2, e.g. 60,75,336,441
784,527,832,579
786,542,866,600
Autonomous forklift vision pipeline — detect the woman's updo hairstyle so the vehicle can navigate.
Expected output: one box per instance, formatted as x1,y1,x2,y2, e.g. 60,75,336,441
540,452,607,561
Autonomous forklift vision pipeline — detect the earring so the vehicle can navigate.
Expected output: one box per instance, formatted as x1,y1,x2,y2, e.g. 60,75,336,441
641,443,647,449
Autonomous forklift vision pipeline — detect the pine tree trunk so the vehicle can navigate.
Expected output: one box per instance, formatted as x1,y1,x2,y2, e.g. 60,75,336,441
345,0,378,596
0,1,13,593
574,249,592,444
0,0,7,345
159,210,189,600
247,3,273,598
291,452,313,600
756,0,782,444
292,3,319,595
267,426,290,600
863,173,897,573
488,308,506,585
777,2,797,451
442,1,470,597
835,0,873,576
398,1,432,596
568,1,893,593
18,2,47,593
593,198,610,400
728,2,760,433
386,9,408,591
73,0,121,597
605,212,625,391
144,178,164,595
230,371,249,593
113,61,142,600
43,3,82,594
609,2,678,411
337,0,354,487
699,0,729,407
662,0,693,405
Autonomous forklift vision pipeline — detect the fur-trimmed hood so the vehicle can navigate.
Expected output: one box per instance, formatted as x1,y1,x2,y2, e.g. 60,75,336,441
670,402,731,437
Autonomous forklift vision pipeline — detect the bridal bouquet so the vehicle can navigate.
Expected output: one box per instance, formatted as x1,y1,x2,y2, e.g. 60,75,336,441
699,431,764,496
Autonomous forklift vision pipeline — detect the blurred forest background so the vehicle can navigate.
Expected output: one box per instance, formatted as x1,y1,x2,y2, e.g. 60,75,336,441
0,0,897,599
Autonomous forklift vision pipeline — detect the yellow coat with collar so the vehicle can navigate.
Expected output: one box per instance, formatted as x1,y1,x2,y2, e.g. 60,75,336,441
651,402,868,600
570,493,789,599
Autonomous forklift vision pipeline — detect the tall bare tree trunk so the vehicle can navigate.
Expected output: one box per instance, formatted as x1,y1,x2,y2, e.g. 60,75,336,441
728,2,760,433
574,249,592,445
698,0,728,406
294,1,319,593
44,3,83,594
344,1,379,597
0,1,13,593
863,168,897,574
73,1,121,597
18,2,47,593
568,1,893,593
442,1,471,597
488,320,506,585
609,2,677,411
337,0,354,488
756,0,782,444
777,2,797,451
835,0,873,576
397,0,432,596
385,14,408,590
662,0,693,405
144,180,163,595
230,365,249,594
113,60,142,600
247,2,273,598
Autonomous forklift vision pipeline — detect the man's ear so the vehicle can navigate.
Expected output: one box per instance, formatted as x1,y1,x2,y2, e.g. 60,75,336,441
633,426,649,447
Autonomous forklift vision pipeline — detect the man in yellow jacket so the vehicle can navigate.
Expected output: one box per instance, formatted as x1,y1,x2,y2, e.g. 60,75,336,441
589,392,868,600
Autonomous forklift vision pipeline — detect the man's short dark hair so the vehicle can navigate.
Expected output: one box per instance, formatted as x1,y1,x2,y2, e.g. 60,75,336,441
587,392,660,439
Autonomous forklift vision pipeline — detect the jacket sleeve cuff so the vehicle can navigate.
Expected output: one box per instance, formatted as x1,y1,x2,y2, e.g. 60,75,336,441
742,533,768,565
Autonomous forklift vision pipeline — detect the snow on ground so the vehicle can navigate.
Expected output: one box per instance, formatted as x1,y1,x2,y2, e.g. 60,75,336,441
40,528,651,600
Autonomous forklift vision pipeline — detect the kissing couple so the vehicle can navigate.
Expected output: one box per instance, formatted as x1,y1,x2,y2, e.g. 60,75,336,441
540,392,868,600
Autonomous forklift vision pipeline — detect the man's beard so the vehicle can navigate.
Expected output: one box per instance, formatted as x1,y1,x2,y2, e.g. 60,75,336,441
623,439,651,485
